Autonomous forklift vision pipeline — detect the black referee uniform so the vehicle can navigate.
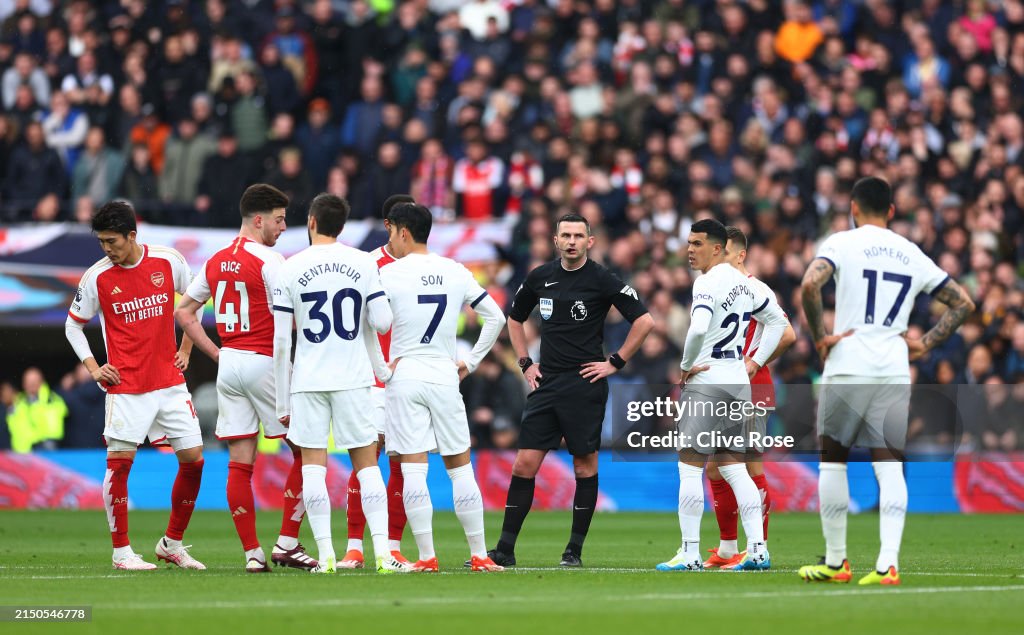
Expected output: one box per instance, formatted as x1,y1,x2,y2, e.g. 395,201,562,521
509,259,650,454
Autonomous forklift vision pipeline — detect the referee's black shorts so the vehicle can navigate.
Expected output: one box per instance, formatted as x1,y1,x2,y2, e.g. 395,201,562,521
517,371,608,456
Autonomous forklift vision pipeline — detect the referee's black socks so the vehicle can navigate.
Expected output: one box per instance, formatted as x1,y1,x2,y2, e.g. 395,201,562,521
566,474,599,556
496,475,535,554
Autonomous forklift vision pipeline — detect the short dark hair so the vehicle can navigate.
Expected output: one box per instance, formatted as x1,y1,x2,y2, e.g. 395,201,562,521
239,183,289,218
309,193,350,238
555,213,591,236
92,200,137,236
387,202,432,243
690,218,728,246
382,194,415,219
725,226,747,250
851,176,892,216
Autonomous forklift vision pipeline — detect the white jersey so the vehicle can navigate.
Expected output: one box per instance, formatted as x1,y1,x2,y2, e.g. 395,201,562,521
684,262,787,386
815,224,949,378
379,252,488,386
272,243,386,392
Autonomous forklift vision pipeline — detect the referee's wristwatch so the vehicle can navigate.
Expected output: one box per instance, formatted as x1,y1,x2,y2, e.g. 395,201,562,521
518,356,534,373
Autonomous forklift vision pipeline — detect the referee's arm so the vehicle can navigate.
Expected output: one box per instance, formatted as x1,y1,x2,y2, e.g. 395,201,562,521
508,276,541,389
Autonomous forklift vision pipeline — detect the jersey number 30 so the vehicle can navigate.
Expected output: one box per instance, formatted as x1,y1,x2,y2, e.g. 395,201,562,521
300,289,362,343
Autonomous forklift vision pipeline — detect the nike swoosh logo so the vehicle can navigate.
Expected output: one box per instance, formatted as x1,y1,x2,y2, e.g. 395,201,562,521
505,505,517,509
545,282,558,287
573,507,589,511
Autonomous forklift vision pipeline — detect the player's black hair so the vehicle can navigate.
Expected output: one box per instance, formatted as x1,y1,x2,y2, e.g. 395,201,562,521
387,202,433,243
92,200,137,237
851,176,892,217
690,218,728,246
725,225,747,250
555,213,591,236
381,194,415,219
309,193,350,238
239,183,289,218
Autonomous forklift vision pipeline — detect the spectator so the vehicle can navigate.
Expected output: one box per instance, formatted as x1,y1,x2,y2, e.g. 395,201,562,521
57,364,105,449
341,73,386,159
3,121,64,221
453,139,504,219
230,70,269,153
295,98,339,190
118,143,159,218
774,0,824,63
6,367,66,454
263,5,318,96
61,50,114,124
40,90,88,176
196,131,252,227
156,34,207,123
258,42,300,117
366,140,411,213
128,105,172,174
461,352,524,449
459,0,509,42
158,117,217,215
2,51,49,111
71,126,125,204
264,146,313,224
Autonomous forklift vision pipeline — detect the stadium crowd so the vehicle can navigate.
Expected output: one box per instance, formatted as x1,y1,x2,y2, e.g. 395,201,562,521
1,0,1023,451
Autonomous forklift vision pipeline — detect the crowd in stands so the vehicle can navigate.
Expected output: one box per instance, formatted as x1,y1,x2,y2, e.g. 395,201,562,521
2,0,1023,450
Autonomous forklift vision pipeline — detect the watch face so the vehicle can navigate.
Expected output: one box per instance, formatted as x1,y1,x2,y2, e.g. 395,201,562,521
518,357,531,369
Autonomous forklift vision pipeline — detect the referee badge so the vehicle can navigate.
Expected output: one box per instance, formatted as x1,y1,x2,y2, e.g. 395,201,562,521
540,298,553,320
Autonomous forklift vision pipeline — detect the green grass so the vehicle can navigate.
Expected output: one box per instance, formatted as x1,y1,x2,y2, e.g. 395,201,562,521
0,511,1022,634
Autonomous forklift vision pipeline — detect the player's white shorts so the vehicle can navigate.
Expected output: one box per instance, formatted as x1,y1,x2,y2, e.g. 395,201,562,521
676,384,752,455
287,387,377,450
215,349,286,441
817,375,910,450
371,386,385,435
105,383,201,448
385,380,468,456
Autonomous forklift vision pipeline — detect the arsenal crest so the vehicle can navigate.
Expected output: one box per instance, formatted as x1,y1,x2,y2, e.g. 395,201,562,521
151,271,165,287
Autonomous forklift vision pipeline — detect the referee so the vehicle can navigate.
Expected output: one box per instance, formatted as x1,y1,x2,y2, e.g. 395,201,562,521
489,213,655,567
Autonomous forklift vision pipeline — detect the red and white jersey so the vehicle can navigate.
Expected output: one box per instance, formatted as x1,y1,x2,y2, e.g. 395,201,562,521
68,245,192,394
367,244,397,388
186,236,283,357
452,156,504,219
742,274,786,409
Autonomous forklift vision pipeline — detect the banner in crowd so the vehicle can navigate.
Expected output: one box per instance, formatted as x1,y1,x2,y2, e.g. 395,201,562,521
0,220,513,325
2,450,1021,513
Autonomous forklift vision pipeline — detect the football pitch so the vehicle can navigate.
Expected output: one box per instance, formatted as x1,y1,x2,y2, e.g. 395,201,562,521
1,511,1021,634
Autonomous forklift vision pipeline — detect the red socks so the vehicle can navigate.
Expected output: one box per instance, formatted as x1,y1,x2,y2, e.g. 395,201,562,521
346,466,366,540
710,476,738,541
104,458,133,548
166,459,204,541
752,473,772,540
227,461,259,551
279,450,304,539
387,457,406,542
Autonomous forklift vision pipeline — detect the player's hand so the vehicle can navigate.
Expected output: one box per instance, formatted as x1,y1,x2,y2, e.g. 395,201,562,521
580,360,616,383
174,350,190,371
456,360,469,382
904,335,929,361
679,365,709,385
279,415,290,427
744,356,761,379
523,364,542,391
92,364,121,386
814,329,855,362
388,357,401,373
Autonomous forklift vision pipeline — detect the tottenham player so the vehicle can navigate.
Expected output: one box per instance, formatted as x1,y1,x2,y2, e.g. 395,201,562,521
378,203,506,572
490,214,655,568
656,219,788,572
702,227,796,569
175,184,317,572
341,194,413,570
799,177,974,585
65,201,205,570
273,194,405,575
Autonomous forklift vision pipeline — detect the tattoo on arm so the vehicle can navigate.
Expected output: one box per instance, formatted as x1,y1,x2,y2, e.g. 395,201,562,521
801,259,834,342
922,280,974,351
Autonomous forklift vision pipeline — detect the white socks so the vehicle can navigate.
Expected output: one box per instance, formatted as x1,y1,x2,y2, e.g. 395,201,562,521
357,466,391,561
301,464,334,562
401,462,434,560
677,462,704,555
113,545,134,560
448,464,487,558
719,463,766,554
873,461,907,572
718,539,739,559
819,462,849,568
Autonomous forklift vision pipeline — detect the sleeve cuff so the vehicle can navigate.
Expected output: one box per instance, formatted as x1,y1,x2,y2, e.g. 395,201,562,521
367,291,386,302
272,305,294,313
817,256,837,271
692,304,713,316
68,311,88,323
470,291,488,308
751,297,770,315
929,275,951,297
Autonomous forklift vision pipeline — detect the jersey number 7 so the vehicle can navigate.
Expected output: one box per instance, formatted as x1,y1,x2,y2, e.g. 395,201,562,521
418,294,447,344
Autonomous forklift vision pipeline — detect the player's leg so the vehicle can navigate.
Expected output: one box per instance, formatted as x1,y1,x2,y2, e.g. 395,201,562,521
373,387,409,560
153,385,206,570
657,448,707,571
287,392,335,573
271,438,316,568
557,374,607,567
491,378,561,565
718,452,769,571
226,437,266,571
559,451,598,567
386,380,436,572
703,459,743,568
746,410,772,542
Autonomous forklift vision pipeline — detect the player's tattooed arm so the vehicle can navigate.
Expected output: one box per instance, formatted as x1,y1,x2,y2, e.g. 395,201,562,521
908,280,975,360
800,258,834,343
